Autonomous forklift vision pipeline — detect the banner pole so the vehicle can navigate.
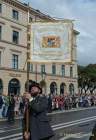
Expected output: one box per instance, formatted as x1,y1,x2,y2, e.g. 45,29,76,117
27,2,30,92
24,3,31,139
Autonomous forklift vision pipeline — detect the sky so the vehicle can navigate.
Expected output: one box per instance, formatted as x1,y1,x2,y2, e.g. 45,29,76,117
21,0,96,66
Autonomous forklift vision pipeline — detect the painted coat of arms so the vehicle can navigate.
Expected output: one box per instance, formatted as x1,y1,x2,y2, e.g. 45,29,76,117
42,36,60,48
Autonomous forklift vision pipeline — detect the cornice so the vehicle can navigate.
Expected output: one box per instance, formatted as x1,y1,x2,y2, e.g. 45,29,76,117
3,0,28,12
0,15,27,27
0,39,27,49
0,67,78,81
73,30,80,35
10,49,22,54
11,25,22,31
0,67,78,80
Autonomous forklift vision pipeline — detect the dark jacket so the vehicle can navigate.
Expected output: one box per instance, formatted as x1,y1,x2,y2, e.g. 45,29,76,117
23,94,54,140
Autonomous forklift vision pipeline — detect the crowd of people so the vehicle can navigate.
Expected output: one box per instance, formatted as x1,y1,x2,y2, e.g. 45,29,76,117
0,93,96,120
47,93,96,112
0,94,24,121
0,88,96,140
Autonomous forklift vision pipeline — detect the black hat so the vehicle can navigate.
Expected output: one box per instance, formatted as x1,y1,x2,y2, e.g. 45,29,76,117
29,82,42,94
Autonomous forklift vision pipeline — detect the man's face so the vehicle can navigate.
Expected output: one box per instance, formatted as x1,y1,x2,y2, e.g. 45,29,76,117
30,86,40,96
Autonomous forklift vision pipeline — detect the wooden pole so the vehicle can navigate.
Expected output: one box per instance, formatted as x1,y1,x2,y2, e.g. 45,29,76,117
24,3,30,140
27,2,30,92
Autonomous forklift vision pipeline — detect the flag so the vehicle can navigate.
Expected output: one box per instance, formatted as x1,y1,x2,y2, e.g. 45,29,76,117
30,21,73,63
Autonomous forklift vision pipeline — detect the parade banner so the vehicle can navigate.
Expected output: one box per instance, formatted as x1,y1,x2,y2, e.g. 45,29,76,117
30,22,73,63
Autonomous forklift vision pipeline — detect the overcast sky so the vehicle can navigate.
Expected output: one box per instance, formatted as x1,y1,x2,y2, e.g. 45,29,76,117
21,0,96,66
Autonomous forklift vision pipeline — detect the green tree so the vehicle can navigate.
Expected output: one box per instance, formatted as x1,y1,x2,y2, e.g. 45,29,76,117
78,64,96,94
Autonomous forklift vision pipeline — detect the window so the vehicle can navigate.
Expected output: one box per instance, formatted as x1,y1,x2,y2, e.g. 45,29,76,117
52,64,56,75
41,65,45,73
13,31,19,44
0,26,2,40
12,10,19,20
70,66,73,77
0,52,1,66
61,65,65,76
12,54,18,69
29,63,33,72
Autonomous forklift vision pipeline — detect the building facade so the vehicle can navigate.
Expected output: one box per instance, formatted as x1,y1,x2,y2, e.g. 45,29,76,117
0,0,79,96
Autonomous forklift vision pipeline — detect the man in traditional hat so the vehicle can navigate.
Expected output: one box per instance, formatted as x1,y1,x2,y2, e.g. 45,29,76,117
23,82,54,140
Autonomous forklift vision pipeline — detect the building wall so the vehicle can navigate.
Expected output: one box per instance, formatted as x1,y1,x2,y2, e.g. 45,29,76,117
2,1,28,26
0,0,79,96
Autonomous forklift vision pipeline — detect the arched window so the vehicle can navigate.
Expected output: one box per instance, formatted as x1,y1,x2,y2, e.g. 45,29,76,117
50,82,57,95
60,83,66,94
8,78,20,95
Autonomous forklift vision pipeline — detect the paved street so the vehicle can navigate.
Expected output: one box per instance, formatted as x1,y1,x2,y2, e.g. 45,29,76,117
0,107,96,140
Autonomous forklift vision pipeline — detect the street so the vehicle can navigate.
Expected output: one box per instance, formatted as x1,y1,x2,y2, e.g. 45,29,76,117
0,107,96,140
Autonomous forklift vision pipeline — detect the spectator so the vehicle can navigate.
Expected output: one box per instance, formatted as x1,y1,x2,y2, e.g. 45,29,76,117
7,94,15,123
47,94,52,113
58,95,64,110
19,96,24,115
14,96,20,116
0,95,3,118
2,94,9,117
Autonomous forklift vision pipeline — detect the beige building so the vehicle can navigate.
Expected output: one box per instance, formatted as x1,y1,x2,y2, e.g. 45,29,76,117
0,0,79,96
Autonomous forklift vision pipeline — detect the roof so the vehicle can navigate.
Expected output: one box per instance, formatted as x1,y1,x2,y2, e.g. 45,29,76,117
3,0,79,34
3,0,54,20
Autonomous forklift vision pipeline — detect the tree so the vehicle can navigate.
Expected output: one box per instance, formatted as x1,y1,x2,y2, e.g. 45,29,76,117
78,64,96,94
